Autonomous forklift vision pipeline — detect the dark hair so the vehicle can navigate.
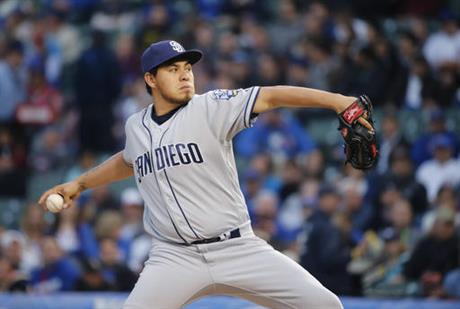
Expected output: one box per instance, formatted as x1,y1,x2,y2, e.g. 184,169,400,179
145,68,157,96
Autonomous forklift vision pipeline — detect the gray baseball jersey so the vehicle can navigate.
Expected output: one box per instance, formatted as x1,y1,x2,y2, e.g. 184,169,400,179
123,87,260,244
122,87,344,309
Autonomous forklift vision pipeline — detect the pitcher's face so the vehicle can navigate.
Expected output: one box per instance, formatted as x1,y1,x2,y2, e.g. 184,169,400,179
146,60,195,105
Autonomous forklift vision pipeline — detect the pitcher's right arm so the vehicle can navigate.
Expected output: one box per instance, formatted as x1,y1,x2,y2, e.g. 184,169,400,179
38,151,134,210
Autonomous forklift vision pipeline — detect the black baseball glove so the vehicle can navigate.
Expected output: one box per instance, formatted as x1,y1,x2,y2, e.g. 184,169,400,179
338,95,378,170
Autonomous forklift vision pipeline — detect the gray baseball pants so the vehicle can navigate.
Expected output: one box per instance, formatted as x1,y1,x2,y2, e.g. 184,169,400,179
124,225,343,309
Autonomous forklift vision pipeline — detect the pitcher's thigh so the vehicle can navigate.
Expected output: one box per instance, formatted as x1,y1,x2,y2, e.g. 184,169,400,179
124,262,211,309
215,241,343,309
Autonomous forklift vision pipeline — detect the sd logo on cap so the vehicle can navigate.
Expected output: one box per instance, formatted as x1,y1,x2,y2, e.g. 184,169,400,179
141,40,203,73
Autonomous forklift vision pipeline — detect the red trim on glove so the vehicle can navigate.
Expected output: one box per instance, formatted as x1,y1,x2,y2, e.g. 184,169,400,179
342,101,364,124
371,143,377,157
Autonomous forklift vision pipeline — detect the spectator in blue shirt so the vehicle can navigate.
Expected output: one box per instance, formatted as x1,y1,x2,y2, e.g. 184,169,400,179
98,238,137,292
299,185,353,295
411,108,459,166
0,40,27,123
30,236,81,292
235,109,316,160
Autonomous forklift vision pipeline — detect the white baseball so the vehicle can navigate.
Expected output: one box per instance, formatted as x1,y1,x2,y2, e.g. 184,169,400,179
46,193,65,213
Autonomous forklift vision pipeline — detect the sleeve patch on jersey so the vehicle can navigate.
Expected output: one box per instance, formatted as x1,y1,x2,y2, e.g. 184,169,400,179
212,89,242,101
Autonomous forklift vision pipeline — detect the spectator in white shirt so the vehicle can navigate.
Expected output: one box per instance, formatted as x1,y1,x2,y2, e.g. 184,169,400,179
119,188,149,273
423,12,460,69
416,134,460,203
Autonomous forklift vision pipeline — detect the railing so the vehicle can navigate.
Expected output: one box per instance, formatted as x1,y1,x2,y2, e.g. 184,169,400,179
1,293,459,309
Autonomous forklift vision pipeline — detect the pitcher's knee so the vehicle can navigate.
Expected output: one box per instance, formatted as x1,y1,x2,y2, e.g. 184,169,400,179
327,293,344,309
315,291,343,309
294,288,343,309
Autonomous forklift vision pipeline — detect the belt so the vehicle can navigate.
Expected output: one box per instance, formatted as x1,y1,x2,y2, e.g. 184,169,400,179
191,228,241,245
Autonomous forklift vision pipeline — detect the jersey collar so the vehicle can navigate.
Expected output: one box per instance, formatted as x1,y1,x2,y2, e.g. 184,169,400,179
151,103,188,125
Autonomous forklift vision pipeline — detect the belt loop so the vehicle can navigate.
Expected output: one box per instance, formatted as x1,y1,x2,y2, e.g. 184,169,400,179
230,228,241,239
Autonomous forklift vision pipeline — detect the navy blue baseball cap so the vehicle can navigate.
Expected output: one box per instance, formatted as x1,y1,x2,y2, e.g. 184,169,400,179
141,40,203,73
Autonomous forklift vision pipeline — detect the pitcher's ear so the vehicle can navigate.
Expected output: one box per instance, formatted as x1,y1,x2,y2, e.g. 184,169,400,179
144,72,157,89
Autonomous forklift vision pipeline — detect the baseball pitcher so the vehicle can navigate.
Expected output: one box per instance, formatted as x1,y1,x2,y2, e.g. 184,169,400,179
39,40,377,308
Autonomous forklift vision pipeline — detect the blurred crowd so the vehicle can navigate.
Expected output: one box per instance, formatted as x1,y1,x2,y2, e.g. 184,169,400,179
0,0,460,299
